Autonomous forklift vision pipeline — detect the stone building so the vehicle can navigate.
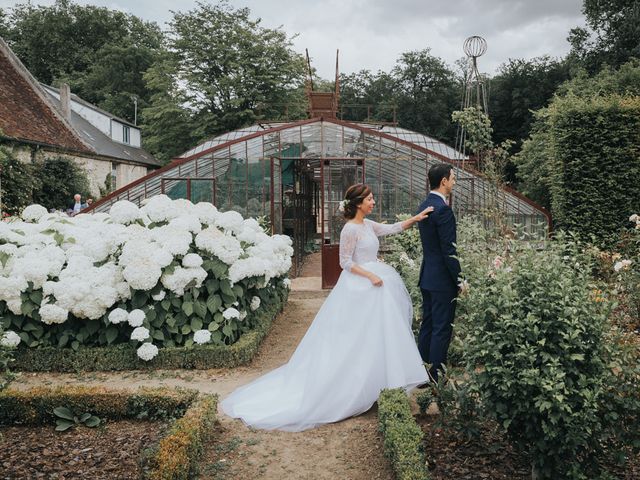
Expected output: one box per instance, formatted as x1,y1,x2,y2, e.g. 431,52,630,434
0,36,160,198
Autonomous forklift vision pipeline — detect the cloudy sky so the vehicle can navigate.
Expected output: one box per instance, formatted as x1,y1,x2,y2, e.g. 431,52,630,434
0,0,586,78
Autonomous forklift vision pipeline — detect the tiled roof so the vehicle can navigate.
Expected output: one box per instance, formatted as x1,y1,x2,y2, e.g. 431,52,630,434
45,91,162,167
0,38,90,153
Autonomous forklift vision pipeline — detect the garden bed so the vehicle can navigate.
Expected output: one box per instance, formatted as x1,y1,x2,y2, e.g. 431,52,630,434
0,419,169,479
0,386,218,479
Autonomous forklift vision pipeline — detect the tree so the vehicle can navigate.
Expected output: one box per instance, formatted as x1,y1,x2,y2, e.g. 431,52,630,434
338,69,397,123
142,1,306,160
32,157,91,211
392,50,460,144
568,0,640,72
488,56,571,150
2,0,163,122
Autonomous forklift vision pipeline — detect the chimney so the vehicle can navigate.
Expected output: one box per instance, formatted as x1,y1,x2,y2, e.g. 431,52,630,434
60,83,71,120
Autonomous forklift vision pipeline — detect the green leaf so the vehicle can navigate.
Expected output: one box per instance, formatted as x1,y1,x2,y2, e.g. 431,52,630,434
55,420,75,431
208,322,220,332
182,302,194,316
181,325,191,335
105,326,118,344
206,294,222,314
161,299,171,311
222,324,233,337
152,330,165,341
79,413,92,422
85,319,100,336
84,416,101,428
190,317,203,332
54,407,75,421
193,300,207,318
132,291,148,309
29,290,43,305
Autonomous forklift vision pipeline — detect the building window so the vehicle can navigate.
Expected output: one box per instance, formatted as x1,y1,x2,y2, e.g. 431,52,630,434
123,125,130,144
111,163,118,192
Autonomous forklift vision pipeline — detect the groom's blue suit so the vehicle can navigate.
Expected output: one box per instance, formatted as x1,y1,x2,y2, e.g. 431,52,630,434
416,192,461,380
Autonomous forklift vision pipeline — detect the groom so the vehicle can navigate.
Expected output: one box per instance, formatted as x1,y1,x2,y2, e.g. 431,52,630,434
416,163,461,383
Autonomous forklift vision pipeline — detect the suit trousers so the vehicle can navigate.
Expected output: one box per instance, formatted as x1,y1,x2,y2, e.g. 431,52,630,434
418,288,456,380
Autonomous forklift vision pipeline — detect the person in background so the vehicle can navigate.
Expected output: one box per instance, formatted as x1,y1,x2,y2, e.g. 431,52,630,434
69,193,83,216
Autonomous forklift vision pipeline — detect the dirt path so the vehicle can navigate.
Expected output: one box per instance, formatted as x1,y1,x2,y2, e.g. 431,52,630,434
11,253,396,479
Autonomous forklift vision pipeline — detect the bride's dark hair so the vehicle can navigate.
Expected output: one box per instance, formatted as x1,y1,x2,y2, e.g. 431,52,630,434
343,184,372,219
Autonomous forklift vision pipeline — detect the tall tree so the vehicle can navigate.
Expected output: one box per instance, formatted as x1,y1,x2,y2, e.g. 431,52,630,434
392,50,460,144
142,1,306,158
489,56,571,150
2,0,163,122
568,0,640,71
339,70,397,123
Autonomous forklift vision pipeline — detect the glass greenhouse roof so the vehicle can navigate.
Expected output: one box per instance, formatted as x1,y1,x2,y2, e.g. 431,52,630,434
92,117,549,237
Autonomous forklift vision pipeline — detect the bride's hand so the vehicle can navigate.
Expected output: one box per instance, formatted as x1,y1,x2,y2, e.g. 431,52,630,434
414,206,434,222
368,274,383,287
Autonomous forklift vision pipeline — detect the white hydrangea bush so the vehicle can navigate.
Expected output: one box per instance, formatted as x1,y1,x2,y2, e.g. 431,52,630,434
0,196,292,361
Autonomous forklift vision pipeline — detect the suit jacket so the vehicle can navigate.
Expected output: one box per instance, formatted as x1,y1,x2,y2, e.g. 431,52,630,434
416,192,461,293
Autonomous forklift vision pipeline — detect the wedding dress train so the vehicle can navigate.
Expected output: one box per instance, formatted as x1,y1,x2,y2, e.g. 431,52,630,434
221,219,428,432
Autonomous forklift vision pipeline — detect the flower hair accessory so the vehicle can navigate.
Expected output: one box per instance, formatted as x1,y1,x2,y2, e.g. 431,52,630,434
338,199,349,212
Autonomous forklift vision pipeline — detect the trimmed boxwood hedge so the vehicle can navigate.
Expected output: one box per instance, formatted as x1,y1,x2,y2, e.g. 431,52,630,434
378,388,429,480
10,290,286,372
0,385,218,480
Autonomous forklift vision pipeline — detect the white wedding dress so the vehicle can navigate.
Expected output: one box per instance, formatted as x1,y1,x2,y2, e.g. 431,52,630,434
221,219,428,432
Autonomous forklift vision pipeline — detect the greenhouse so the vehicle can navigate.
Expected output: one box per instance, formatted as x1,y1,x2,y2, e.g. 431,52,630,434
91,116,550,287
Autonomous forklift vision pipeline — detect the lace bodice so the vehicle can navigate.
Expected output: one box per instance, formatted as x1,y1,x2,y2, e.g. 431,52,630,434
339,219,403,272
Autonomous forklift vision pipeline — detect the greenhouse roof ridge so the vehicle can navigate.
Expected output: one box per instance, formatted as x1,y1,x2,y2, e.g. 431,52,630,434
86,116,550,228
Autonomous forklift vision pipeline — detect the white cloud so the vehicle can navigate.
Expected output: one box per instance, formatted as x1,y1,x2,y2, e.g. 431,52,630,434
0,0,586,78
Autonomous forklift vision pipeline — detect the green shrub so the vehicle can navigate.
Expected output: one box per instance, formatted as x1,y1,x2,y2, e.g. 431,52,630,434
378,388,429,480
149,395,218,480
32,156,91,210
0,386,198,425
0,146,39,215
459,232,614,479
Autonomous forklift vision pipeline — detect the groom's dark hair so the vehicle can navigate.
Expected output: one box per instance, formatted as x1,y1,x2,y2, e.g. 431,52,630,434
428,163,454,190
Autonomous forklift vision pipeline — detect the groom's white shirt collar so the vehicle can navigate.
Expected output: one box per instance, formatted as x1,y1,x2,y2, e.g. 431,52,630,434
430,191,448,204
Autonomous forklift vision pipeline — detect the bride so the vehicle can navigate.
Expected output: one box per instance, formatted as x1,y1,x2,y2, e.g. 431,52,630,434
221,183,433,432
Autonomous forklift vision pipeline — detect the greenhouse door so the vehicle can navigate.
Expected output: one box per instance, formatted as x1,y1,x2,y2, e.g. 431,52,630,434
320,158,364,288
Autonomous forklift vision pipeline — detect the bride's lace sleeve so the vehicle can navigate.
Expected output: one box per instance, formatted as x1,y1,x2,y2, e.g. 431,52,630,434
366,219,403,237
339,225,357,272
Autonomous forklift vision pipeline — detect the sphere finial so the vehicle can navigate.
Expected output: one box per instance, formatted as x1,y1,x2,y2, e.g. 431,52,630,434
463,36,487,58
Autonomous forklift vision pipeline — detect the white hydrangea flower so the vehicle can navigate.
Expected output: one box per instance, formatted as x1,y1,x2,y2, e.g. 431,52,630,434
122,256,163,291
131,326,150,342
195,230,242,265
108,308,129,324
215,210,244,234
193,202,219,225
223,307,240,320
193,329,212,345
250,296,261,311
137,342,158,361
21,204,48,223
128,309,145,327
39,303,69,325
109,200,141,224
282,278,291,288
0,330,21,347
182,253,203,268
239,310,247,321
169,214,202,234
151,290,166,301
140,195,179,223
237,227,257,244
152,249,174,268
630,214,639,223
6,299,23,315
161,266,207,296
